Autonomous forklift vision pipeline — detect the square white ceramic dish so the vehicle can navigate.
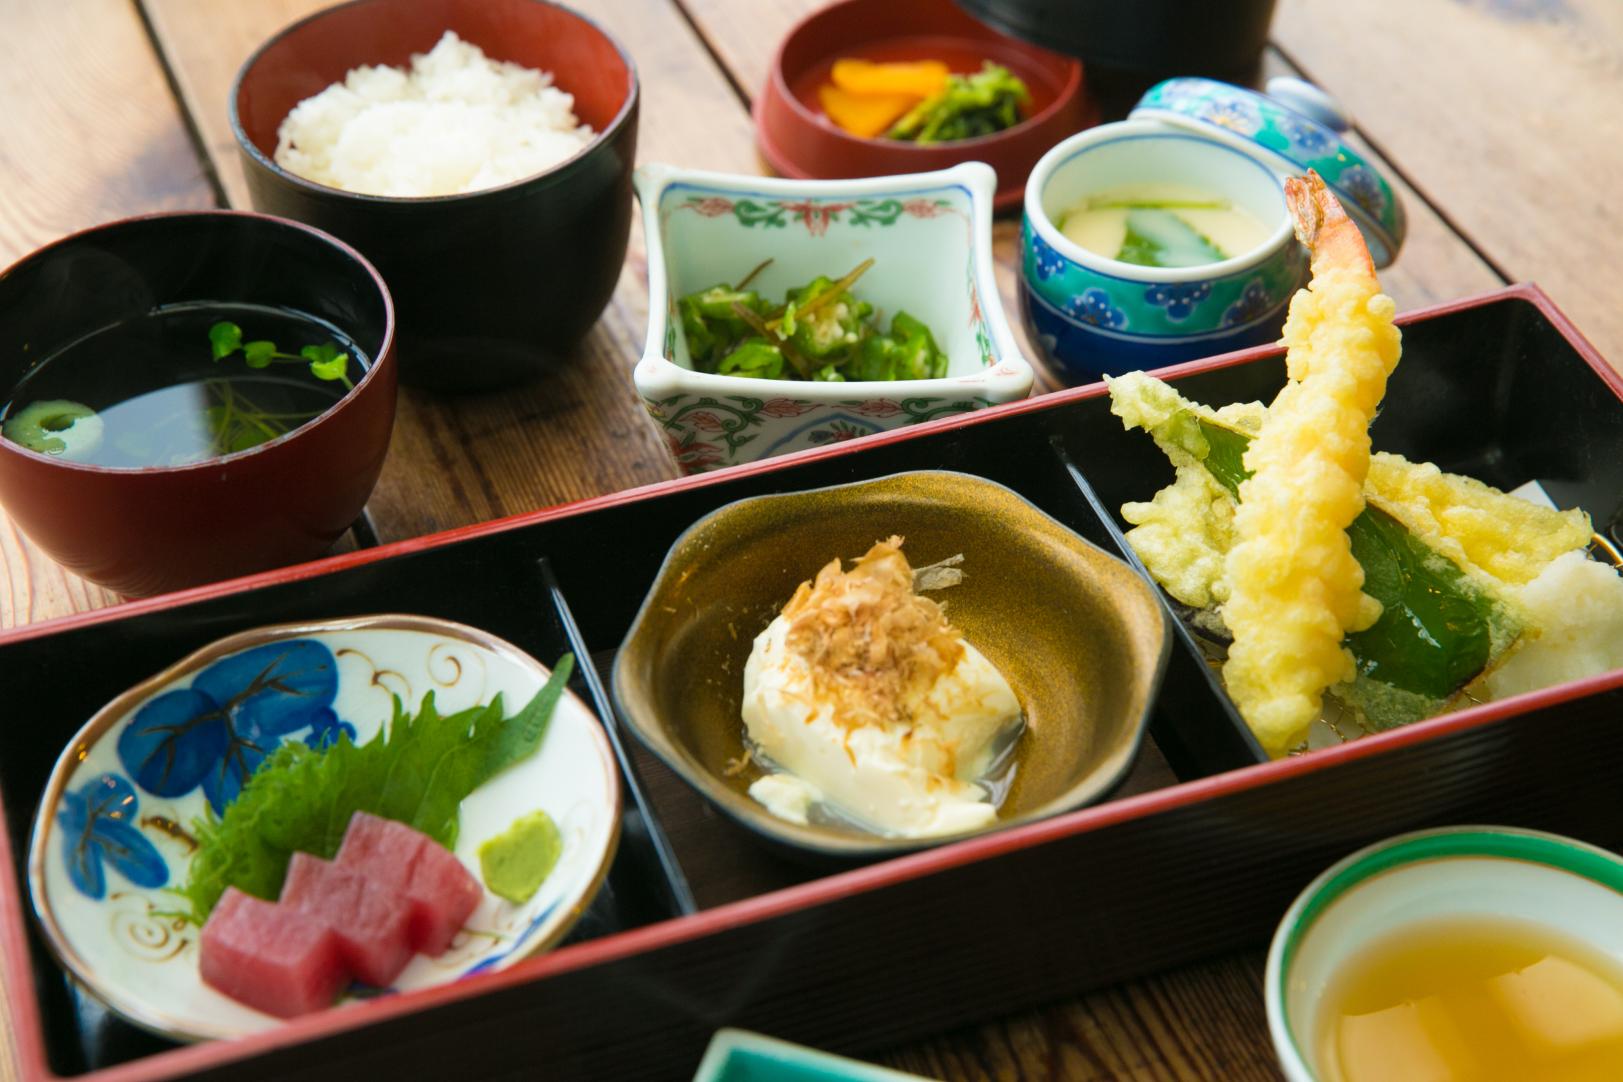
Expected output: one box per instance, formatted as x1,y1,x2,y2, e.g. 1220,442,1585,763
633,162,1034,473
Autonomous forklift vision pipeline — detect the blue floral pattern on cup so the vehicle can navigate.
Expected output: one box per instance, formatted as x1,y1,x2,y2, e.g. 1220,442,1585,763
1337,164,1387,217
1199,95,1264,136
1279,116,1333,155
1065,288,1127,329
57,773,168,900
1029,223,1069,281
1132,78,1404,265
116,639,346,814
1222,278,1275,328
1144,282,1214,322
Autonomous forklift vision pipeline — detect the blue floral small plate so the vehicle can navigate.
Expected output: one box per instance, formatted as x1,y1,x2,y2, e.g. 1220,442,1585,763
27,615,620,1042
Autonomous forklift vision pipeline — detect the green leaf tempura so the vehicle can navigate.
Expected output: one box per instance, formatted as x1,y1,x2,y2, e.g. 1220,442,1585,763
177,654,575,926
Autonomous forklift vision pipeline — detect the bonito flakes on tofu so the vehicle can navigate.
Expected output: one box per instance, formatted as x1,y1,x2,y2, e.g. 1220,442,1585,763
1107,169,1623,757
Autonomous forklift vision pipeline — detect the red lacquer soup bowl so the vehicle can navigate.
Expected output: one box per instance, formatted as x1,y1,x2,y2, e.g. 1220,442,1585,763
0,211,396,598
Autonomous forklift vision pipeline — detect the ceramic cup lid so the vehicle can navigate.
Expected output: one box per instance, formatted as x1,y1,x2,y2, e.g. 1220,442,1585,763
1131,76,1405,267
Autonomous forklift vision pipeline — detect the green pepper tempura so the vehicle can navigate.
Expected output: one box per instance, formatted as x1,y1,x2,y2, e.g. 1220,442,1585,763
886,62,1029,145
678,259,949,382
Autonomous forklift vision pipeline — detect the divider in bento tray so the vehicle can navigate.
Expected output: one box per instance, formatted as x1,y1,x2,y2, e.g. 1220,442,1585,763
1051,291,1623,769
0,553,691,1075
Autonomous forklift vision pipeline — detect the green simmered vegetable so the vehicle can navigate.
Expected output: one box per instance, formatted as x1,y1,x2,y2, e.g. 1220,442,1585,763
177,655,575,925
678,259,947,383
478,809,562,904
886,62,1029,144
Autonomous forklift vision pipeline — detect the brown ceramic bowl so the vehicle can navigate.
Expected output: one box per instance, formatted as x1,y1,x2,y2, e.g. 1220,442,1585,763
0,211,395,598
612,471,1170,859
231,0,638,391
755,0,1094,211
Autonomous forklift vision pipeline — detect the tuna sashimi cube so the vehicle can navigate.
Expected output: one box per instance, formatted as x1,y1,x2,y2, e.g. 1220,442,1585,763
404,842,484,955
281,852,414,988
200,887,346,1018
337,811,482,955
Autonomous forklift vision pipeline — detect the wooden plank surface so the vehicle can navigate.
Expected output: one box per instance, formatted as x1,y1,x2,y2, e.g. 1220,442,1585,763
677,0,1503,316
0,0,216,1067
0,0,1592,1078
0,0,216,630
140,0,770,543
1274,0,1623,368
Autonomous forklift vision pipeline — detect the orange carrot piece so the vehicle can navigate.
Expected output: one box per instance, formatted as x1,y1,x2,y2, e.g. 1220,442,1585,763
818,83,919,139
830,58,951,99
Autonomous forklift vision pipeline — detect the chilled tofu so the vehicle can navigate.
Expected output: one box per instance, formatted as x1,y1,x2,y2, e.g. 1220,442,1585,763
199,887,347,1018
742,537,1022,838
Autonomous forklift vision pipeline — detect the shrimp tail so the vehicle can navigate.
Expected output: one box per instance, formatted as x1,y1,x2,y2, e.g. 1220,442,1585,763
1285,169,1375,279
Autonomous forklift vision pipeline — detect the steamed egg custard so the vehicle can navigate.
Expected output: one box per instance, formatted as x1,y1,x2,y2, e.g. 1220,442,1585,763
741,537,1023,838
1059,183,1273,268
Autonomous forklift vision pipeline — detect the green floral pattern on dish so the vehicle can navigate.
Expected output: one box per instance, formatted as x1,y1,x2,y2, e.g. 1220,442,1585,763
646,393,993,472
675,195,960,235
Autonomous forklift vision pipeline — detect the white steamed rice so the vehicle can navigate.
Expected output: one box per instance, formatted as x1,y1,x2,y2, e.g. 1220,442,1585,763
274,31,595,198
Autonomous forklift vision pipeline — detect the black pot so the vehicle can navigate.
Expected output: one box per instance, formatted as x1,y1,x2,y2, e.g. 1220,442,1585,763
231,0,639,392
957,0,1277,109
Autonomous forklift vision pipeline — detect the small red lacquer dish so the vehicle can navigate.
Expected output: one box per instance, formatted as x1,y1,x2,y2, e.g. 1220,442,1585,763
755,0,1094,211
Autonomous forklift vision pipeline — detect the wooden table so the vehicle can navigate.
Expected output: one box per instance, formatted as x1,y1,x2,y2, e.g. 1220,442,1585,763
3,0,1619,1077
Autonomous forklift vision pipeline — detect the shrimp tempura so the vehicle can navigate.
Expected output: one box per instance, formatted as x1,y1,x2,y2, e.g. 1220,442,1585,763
1221,171,1401,756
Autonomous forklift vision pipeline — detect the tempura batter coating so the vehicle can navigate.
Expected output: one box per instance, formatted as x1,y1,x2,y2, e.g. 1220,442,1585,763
1221,172,1402,756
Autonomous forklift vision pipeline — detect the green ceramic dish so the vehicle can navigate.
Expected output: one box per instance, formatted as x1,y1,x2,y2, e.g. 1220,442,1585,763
1266,826,1623,1081
611,470,1170,859
693,1029,936,1081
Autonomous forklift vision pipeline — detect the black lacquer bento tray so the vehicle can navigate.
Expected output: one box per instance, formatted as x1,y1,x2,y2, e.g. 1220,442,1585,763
3,285,1622,1081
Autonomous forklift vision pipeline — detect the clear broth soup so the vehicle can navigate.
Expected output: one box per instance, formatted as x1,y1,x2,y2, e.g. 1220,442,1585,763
1,302,368,469
1314,916,1623,1082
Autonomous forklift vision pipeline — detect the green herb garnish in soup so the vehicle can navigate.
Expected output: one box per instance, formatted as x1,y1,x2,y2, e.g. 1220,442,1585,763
678,259,948,382
1060,184,1272,268
0,303,364,467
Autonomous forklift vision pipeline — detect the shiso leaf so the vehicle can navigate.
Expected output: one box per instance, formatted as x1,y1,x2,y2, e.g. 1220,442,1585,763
177,654,575,926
